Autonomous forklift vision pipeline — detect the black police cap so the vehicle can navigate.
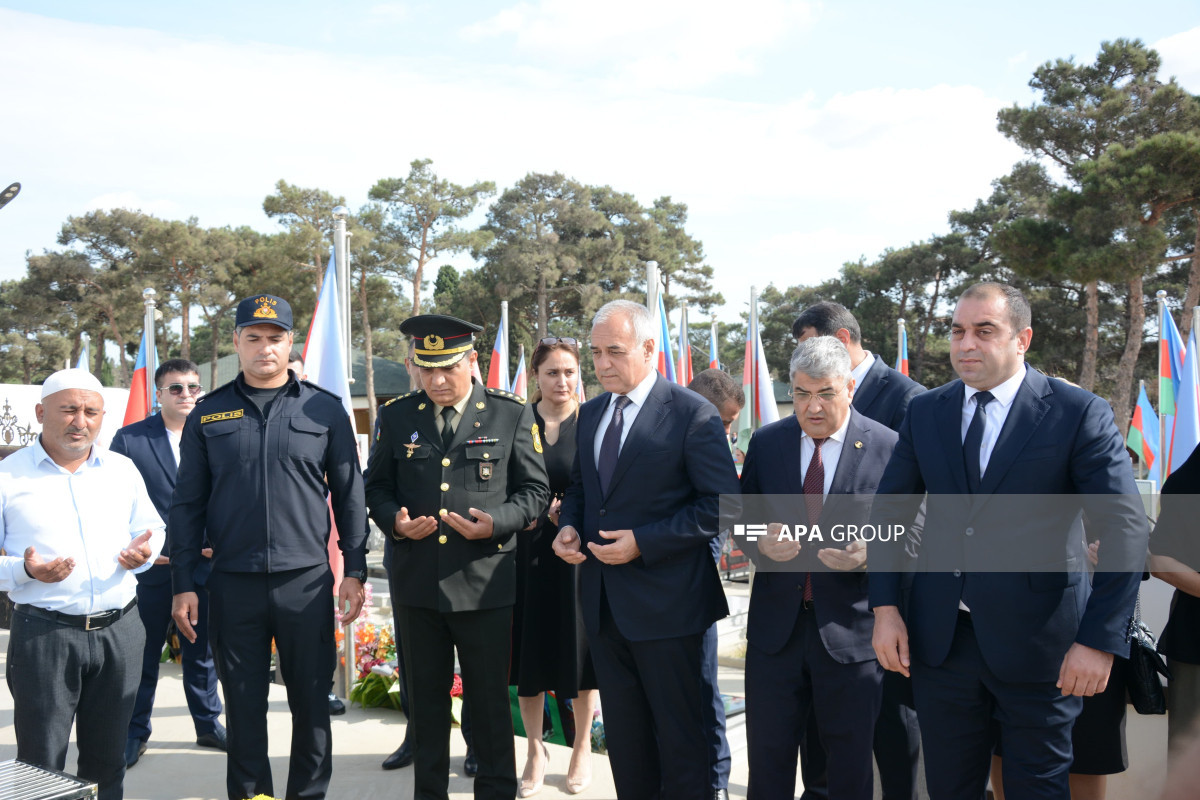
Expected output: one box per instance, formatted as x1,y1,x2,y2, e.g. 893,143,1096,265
400,314,483,368
236,294,293,331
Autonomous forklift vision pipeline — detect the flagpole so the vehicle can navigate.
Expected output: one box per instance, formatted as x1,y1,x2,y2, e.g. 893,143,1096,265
332,206,353,384
143,288,157,414
897,318,905,367
711,316,719,370
501,300,509,382
750,285,759,429
1158,290,1168,492
646,261,659,313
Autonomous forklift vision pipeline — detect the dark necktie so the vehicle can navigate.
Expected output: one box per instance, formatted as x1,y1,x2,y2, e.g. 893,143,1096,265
440,406,457,450
802,438,826,604
598,396,631,496
963,391,995,493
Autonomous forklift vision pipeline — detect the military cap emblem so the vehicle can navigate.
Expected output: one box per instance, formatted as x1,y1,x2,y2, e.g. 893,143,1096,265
424,334,445,351
253,296,278,319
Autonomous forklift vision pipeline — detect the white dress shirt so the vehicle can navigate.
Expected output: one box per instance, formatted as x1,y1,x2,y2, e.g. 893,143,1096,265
593,370,659,466
0,439,165,614
166,425,182,468
961,364,1027,477
850,351,875,391
799,412,852,498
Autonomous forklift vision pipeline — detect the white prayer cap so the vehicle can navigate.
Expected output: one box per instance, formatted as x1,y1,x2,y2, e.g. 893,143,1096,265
40,368,104,401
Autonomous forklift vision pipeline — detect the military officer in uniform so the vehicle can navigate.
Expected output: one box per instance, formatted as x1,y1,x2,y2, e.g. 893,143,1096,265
365,315,550,800
171,293,368,800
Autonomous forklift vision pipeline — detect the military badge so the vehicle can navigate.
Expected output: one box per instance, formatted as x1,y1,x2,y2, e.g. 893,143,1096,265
532,422,543,454
253,296,278,319
479,462,493,480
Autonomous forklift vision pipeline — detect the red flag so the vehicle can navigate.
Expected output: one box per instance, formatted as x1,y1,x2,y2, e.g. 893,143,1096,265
122,328,156,426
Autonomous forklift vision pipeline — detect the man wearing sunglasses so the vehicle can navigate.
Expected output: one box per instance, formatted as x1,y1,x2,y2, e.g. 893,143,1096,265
110,359,225,768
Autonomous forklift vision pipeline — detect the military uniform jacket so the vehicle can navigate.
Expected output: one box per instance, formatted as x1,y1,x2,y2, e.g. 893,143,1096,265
365,384,550,612
169,372,368,594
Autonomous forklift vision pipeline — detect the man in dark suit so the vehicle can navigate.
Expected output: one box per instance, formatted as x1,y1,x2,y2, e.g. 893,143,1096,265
793,301,924,800
794,302,923,431
365,315,549,800
741,336,897,800
870,282,1148,799
554,299,741,800
109,358,225,768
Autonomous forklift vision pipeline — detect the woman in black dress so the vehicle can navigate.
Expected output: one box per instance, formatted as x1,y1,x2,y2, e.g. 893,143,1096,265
511,338,597,797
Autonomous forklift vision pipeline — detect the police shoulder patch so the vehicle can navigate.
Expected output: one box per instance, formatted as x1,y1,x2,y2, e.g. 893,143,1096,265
201,409,244,424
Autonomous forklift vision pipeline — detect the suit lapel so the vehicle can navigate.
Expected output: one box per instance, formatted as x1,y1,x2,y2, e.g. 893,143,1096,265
852,358,886,416
976,368,1050,497
445,384,487,452
579,394,607,497
604,376,670,500
413,392,442,455
938,382,970,495
778,415,803,493
147,415,176,484
828,411,868,496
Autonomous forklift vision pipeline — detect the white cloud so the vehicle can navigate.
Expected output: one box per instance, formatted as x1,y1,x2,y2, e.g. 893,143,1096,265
1156,26,1200,91
0,8,1021,324
461,0,821,89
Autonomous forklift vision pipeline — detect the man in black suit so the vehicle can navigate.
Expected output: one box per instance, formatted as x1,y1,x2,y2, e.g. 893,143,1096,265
554,299,741,800
741,336,896,800
109,359,225,768
365,315,549,800
793,301,924,800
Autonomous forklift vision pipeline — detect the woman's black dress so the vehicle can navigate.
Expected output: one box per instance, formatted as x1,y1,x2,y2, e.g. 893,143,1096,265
510,407,597,697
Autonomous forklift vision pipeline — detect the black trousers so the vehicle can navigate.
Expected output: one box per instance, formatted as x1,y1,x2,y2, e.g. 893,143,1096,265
208,565,335,800
590,591,711,800
386,569,473,750
7,604,144,800
746,610,882,800
129,576,223,743
395,604,515,800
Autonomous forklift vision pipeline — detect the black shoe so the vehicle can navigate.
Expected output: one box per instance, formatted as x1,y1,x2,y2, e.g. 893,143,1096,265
463,747,478,777
328,693,346,715
196,726,227,751
713,791,729,800
124,739,147,769
382,740,413,770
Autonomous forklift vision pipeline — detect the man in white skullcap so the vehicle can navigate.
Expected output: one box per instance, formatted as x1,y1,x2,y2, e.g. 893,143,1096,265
0,368,164,800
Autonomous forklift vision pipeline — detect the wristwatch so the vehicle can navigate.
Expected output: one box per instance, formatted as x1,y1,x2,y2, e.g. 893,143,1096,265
344,569,368,582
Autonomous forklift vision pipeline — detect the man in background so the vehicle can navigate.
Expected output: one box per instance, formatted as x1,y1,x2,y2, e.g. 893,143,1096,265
111,359,225,768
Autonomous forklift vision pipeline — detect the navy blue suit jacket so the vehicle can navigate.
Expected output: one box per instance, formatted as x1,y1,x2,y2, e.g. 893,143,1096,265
854,356,924,433
559,375,741,642
742,410,897,663
110,414,211,588
868,367,1148,683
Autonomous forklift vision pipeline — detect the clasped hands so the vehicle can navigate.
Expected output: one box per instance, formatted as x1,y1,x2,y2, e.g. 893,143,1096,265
552,525,640,565
393,506,494,541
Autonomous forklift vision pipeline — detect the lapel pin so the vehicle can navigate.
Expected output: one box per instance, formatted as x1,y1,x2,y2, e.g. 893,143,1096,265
854,441,863,449
476,401,486,409
418,402,427,410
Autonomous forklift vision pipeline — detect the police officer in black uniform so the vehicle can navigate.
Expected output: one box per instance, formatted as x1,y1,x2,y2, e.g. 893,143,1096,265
365,315,549,800
170,293,368,800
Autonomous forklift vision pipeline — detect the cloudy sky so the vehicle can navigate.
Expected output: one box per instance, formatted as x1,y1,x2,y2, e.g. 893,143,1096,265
1,1,1198,322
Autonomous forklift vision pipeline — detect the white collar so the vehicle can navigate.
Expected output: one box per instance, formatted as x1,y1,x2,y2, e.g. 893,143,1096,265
964,364,1026,410
611,369,658,409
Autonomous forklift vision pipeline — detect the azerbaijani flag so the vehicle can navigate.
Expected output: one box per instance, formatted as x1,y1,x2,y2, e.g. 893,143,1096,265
511,346,527,400
677,304,694,386
654,292,676,383
1126,383,1159,472
302,248,355,425
486,304,510,390
1170,327,1200,475
1161,310,1186,417
895,325,909,376
709,323,720,370
122,327,157,426
301,247,355,592
736,310,780,449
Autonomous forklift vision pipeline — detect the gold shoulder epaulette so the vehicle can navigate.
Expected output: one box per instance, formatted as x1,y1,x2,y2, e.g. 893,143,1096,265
485,387,526,404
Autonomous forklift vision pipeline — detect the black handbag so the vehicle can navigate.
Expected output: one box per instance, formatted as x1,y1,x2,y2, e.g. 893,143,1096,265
1126,593,1172,715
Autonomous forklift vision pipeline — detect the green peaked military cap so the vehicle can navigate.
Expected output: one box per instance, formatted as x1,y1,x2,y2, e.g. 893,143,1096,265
401,314,483,368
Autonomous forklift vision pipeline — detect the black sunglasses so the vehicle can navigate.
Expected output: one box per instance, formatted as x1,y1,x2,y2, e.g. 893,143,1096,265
161,383,203,396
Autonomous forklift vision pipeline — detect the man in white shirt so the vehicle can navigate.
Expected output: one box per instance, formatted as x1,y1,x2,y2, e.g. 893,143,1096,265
1,368,164,800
